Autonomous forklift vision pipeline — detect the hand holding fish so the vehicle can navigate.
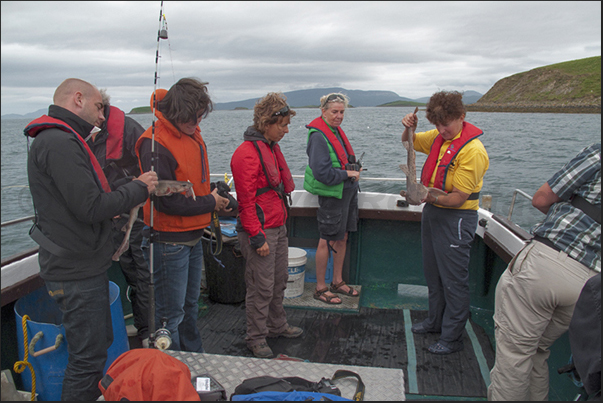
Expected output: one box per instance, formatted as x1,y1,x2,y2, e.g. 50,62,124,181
401,112,418,133
399,107,447,205
112,179,196,261
135,170,159,194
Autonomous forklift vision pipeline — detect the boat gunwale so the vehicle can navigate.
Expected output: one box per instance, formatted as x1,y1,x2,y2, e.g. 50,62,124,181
1,190,528,306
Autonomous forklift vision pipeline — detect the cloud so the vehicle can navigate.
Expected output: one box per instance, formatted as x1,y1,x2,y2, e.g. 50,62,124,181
1,1,600,115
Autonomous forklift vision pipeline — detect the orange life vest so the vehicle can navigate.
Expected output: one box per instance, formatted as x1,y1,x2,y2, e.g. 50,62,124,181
135,90,212,232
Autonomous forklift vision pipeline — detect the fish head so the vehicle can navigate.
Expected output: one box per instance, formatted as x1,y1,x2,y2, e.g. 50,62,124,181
404,182,428,205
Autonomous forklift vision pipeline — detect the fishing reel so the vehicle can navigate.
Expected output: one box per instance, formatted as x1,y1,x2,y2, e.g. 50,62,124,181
153,318,172,350
211,181,238,210
345,152,364,172
345,153,365,182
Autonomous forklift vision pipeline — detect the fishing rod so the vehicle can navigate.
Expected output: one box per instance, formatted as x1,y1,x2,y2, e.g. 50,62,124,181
148,0,172,350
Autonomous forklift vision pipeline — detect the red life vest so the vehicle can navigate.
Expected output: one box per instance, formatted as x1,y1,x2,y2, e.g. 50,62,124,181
306,117,355,168
25,116,112,193
105,105,125,161
420,121,483,191
252,140,295,196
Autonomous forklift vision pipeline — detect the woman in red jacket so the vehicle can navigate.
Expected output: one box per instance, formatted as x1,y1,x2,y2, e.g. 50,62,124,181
230,93,303,358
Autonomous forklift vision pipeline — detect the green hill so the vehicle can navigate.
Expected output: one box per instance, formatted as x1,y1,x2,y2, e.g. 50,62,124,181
468,56,600,113
378,100,425,107
129,106,152,114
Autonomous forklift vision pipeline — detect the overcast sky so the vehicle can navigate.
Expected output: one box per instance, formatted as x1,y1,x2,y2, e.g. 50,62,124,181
1,1,600,116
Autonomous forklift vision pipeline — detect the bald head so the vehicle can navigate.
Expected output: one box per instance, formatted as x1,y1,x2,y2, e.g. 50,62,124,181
53,78,105,127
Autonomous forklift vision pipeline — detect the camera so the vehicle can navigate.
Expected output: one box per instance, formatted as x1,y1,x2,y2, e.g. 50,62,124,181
211,181,238,210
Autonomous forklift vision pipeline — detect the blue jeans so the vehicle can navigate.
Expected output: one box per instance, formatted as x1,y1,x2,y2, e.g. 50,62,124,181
45,272,112,401
142,237,204,352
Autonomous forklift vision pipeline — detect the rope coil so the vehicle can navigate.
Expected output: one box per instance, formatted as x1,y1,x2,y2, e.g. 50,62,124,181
13,314,36,401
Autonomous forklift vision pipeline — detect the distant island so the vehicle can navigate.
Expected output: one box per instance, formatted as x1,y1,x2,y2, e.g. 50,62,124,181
127,89,481,114
467,56,600,114
3,56,600,119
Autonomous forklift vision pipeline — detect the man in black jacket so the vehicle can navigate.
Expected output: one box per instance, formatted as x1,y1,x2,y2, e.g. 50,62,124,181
86,89,150,347
25,78,157,401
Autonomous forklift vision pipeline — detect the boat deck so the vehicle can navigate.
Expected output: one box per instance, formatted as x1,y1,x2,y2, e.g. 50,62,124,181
165,351,404,401
164,282,495,400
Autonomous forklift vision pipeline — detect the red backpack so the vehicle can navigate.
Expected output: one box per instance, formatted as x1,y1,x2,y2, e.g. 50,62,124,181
99,349,200,401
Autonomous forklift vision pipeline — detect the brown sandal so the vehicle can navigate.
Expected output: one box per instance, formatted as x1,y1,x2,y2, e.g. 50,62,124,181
313,288,342,305
330,281,359,297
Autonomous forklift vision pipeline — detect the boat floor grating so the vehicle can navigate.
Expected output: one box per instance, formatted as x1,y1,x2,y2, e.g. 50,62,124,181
196,293,495,399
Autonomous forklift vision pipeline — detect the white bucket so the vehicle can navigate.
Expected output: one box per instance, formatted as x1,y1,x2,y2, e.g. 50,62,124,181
285,247,307,298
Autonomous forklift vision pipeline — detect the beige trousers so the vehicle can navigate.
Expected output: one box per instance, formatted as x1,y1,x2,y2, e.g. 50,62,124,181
488,240,596,401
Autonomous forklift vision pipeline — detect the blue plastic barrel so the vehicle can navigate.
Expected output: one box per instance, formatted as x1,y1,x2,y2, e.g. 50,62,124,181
14,281,129,401
301,247,334,284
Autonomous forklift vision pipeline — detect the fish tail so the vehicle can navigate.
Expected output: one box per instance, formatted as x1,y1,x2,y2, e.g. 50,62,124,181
112,238,129,261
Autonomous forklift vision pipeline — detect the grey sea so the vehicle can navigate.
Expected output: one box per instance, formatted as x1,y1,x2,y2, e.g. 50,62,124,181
2,107,600,260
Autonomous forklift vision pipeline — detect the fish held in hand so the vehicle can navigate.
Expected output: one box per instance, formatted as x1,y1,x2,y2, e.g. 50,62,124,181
400,108,447,205
154,179,196,199
112,180,196,261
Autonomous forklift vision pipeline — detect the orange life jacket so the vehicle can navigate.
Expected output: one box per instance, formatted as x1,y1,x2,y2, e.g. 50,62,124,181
135,90,212,232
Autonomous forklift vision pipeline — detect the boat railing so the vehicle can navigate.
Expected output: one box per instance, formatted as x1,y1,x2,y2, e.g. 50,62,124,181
507,189,533,221
1,215,35,228
211,173,407,183
1,215,37,267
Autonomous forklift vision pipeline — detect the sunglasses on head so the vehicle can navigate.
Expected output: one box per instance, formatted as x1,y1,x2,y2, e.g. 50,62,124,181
322,94,345,107
272,105,290,117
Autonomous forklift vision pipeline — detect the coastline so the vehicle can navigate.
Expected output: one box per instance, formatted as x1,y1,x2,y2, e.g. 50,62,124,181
466,104,601,114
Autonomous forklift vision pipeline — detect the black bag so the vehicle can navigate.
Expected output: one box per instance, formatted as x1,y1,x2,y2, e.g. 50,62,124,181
568,273,601,399
231,375,340,397
230,370,365,401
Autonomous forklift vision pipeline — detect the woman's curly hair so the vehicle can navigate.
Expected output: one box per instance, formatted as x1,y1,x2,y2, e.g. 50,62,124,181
425,91,466,126
253,92,296,133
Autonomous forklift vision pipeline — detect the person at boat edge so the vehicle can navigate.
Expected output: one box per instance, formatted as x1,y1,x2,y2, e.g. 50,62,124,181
230,92,303,358
24,78,158,401
136,77,231,353
86,88,151,348
488,142,601,401
304,92,362,305
401,90,489,355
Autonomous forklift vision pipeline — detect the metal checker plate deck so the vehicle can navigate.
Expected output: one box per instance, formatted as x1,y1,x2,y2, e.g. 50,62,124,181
166,351,405,401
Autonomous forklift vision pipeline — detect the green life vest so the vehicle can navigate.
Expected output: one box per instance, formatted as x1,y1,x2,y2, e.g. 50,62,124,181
303,117,354,199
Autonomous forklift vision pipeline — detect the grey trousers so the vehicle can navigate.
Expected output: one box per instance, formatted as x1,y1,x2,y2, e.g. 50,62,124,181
238,225,289,347
421,204,477,350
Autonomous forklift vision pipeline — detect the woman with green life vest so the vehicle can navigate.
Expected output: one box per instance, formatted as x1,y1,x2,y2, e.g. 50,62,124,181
303,93,362,304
